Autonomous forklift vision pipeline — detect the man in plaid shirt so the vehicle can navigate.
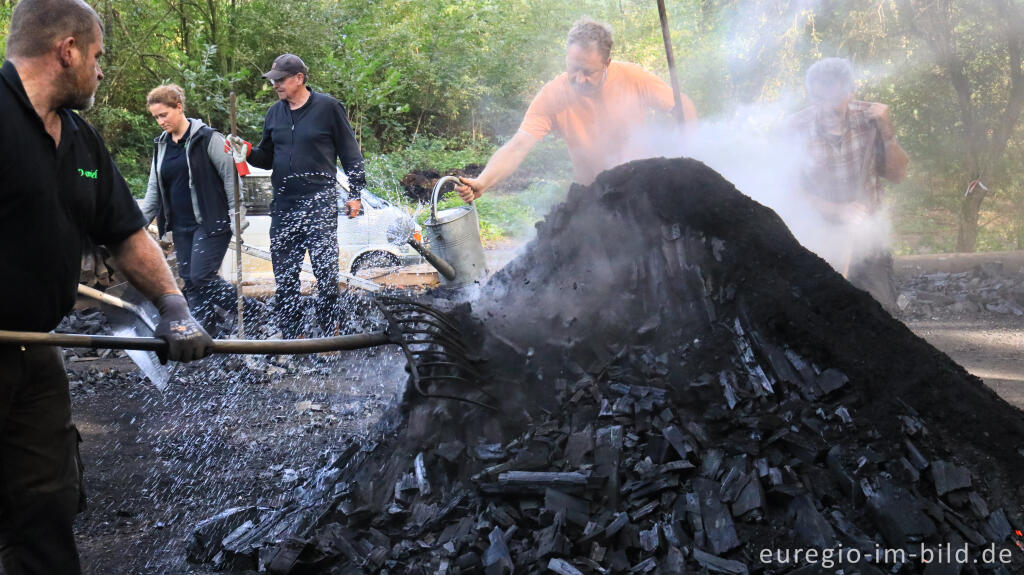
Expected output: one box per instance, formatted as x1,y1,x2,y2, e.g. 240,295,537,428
790,58,909,312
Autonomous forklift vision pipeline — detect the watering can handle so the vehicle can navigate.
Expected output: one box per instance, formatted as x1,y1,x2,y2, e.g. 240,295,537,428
430,175,469,220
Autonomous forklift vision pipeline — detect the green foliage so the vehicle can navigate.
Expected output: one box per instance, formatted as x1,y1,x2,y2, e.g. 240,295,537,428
364,137,496,204
2,0,1021,250
0,4,11,56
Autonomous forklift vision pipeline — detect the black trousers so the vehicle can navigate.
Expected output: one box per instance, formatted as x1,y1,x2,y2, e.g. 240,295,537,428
173,225,236,334
0,345,83,575
269,192,340,339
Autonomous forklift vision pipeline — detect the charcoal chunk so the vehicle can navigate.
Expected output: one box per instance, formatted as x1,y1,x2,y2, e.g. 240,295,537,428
691,548,748,575
930,460,972,496
864,478,937,547
694,478,740,554
547,558,584,575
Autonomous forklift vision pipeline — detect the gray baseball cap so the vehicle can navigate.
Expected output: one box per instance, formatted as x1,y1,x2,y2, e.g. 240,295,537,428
262,54,309,80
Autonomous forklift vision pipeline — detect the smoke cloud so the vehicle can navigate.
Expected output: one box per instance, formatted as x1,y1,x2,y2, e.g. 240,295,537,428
612,97,894,277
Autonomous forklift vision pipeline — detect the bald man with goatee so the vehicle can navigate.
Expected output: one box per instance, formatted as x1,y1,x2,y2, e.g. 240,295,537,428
0,0,212,571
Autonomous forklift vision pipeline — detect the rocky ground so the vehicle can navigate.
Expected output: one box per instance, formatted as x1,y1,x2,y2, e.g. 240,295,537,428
896,262,1024,408
65,345,406,575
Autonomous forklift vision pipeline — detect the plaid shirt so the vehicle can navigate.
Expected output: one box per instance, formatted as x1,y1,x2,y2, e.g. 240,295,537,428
791,100,886,209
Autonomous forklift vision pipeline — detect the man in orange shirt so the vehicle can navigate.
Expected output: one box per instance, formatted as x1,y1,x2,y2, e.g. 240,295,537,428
456,18,697,202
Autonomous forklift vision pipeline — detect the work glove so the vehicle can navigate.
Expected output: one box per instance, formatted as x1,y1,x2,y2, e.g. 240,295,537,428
344,198,362,219
224,135,252,177
154,293,213,364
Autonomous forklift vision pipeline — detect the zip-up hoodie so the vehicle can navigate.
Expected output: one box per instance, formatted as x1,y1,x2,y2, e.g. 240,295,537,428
141,118,244,237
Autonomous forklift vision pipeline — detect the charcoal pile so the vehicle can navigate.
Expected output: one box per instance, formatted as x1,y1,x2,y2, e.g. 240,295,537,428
56,307,116,361
190,158,1024,574
897,264,1024,319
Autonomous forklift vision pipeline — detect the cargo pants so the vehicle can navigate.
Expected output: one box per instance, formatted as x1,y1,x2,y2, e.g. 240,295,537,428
0,345,83,575
269,191,341,339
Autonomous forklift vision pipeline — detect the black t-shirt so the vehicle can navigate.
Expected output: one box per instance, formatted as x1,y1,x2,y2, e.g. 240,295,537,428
160,133,198,230
247,89,365,199
0,60,147,331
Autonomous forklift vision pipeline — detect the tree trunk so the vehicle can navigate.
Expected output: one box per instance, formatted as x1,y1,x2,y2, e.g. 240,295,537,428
956,185,988,252
179,0,189,57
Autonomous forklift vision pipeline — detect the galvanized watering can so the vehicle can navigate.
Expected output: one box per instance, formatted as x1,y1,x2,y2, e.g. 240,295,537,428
419,176,488,285
386,176,489,285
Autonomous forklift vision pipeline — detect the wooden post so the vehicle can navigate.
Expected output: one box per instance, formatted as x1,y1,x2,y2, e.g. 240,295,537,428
230,91,245,337
656,0,685,124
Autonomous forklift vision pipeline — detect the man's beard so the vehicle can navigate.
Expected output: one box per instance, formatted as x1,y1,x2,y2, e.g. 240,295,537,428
571,82,600,96
59,67,97,111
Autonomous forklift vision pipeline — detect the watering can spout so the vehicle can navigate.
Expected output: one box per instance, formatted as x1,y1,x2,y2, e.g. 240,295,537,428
408,237,457,281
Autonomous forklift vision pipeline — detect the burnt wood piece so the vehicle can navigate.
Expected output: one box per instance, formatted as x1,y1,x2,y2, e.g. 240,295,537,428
544,488,590,527
694,478,740,554
930,460,972,496
691,548,749,575
547,558,585,575
497,471,589,488
482,527,513,575
863,477,937,547
596,426,624,506
790,494,835,548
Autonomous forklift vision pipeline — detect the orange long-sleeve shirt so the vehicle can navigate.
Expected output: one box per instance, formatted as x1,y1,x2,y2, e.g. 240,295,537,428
518,61,690,184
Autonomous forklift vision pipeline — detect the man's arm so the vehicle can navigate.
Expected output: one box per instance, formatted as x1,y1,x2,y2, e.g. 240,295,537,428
109,228,180,298
332,101,366,201
868,103,909,183
642,65,698,123
880,138,909,183
246,116,275,169
678,92,698,123
455,130,538,202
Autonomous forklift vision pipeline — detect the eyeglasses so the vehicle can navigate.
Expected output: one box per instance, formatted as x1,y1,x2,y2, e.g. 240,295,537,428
269,74,294,86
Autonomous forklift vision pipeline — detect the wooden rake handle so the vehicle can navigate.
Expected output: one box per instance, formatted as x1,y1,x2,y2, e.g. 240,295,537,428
0,330,393,355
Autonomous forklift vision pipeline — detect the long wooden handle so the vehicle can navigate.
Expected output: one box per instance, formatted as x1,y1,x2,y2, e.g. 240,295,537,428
656,0,685,124
77,284,158,332
230,91,246,337
0,330,392,354
78,284,127,309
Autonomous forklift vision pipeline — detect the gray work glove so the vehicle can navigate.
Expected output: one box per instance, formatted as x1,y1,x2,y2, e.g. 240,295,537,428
154,294,213,364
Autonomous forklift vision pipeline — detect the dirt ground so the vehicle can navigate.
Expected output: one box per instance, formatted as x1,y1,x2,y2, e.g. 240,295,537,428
904,315,1024,408
66,348,408,575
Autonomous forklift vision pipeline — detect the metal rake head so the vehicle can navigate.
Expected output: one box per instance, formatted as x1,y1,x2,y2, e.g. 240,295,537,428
374,295,494,410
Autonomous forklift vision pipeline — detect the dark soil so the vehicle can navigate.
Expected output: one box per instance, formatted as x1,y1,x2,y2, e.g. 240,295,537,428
65,347,406,575
399,165,483,203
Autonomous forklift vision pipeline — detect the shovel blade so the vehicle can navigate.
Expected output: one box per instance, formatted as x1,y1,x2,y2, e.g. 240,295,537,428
118,338,172,391
98,283,174,390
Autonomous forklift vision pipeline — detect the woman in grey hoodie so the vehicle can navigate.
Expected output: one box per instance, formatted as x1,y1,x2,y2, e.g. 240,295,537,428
141,84,248,336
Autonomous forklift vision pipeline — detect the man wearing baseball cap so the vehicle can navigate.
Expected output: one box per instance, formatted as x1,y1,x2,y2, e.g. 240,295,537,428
227,53,366,339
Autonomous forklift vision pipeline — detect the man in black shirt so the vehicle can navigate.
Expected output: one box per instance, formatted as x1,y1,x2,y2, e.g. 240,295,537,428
0,0,213,572
227,54,366,339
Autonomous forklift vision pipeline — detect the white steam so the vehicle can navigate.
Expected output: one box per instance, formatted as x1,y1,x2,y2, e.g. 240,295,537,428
614,98,894,276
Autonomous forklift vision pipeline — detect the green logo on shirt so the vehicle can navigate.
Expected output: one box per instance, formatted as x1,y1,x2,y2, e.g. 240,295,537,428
78,168,98,179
